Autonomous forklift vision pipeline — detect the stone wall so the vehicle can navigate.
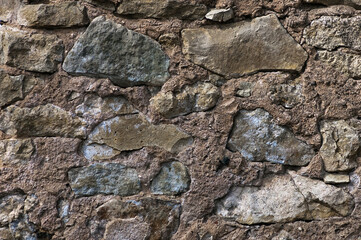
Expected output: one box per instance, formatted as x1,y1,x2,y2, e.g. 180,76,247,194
0,0,360,239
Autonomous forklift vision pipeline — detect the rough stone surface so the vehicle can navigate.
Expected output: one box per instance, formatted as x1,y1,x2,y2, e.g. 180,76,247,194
182,14,308,78
151,161,190,195
0,71,24,107
116,0,207,20
227,108,315,166
0,0,21,22
303,0,361,8
320,120,360,172
304,16,361,51
236,82,254,98
324,173,350,184
0,104,86,138
205,8,234,22
63,16,170,87
0,139,34,167
104,218,150,240
269,82,304,109
18,2,89,28
151,82,220,118
0,27,64,73
68,163,141,197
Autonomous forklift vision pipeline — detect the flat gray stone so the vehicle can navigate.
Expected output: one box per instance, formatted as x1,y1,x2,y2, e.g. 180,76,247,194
205,8,234,22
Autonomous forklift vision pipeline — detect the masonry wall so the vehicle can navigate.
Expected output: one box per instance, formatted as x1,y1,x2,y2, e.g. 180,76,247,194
0,0,360,239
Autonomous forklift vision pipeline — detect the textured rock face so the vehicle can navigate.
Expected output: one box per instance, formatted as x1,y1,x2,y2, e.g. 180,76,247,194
151,161,190,195
0,0,21,21
151,82,220,118
0,104,86,138
116,0,207,20
0,71,24,107
63,16,170,87
18,2,89,28
304,16,361,51
68,163,140,197
227,108,315,166
104,218,150,240
0,27,63,73
324,173,350,184
0,139,34,167
303,0,361,8
320,120,359,172
205,8,234,22
269,83,304,109
182,14,308,78
317,51,361,78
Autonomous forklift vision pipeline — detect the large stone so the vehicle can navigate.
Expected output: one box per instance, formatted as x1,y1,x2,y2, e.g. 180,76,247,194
0,0,21,22
182,14,308,78
320,120,359,172
104,218,150,240
150,82,220,118
0,27,63,73
63,16,170,87
68,163,141,197
0,139,34,167
0,104,86,138
18,2,89,28
304,16,361,51
0,71,24,107
216,172,354,224
116,0,207,20
303,0,361,9
151,161,191,195
317,51,361,79
227,108,315,166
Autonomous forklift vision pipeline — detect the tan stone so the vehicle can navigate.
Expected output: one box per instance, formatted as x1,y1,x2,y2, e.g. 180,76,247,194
0,0,21,22
324,173,350,184
0,71,24,107
0,139,34,167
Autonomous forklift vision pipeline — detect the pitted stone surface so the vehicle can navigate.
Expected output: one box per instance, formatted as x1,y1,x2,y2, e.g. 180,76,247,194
0,71,24,108
303,0,361,8
0,139,34,167
317,51,361,78
104,218,150,240
63,16,170,87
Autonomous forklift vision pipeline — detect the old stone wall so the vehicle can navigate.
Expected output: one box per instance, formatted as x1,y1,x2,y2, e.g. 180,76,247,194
0,0,360,239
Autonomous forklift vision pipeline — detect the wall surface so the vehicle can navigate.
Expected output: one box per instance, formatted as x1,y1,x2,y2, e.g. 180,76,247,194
0,0,361,239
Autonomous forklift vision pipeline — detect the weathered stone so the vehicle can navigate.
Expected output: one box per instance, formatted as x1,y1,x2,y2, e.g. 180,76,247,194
182,14,308,78
0,71,24,107
298,155,324,179
0,0,21,22
63,16,170,87
227,108,315,166
303,0,361,9
116,0,207,20
236,82,254,98
0,104,86,138
18,2,89,28
324,173,350,184
320,120,359,172
151,161,191,195
85,114,192,154
269,83,304,109
0,228,13,240
81,143,121,161
304,16,361,51
68,163,141,197
0,194,24,225
151,82,220,118
104,218,150,240
317,51,361,79
0,139,34,167
84,0,116,11
205,8,234,22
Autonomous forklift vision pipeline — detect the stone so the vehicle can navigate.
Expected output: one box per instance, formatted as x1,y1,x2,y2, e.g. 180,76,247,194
84,113,192,155
68,163,141,197
0,139,34,167
0,71,24,107
151,161,191,195
81,143,121,161
227,108,315,166
63,16,170,87
298,155,324,179
320,120,359,172
303,0,361,9
18,2,89,28
269,83,304,109
236,82,254,98
104,218,150,240
0,27,63,73
324,173,350,184
0,104,86,138
205,8,234,22
84,0,116,11
317,51,361,79
304,16,361,51
0,194,24,225
182,14,308,78
0,0,21,22
151,82,220,118
116,0,207,20
0,228,13,240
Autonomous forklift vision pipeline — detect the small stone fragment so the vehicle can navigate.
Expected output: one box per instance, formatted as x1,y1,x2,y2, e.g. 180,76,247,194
270,83,304,109
63,16,170,87
182,14,308,78
0,71,24,107
104,218,150,240
205,8,234,22
236,82,254,98
68,163,141,197
320,120,359,172
317,51,361,78
81,142,120,161
324,173,350,184
0,139,34,167
151,161,191,195
18,2,89,28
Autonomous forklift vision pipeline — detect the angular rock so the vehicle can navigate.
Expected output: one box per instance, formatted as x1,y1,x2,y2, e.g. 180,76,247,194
68,163,141,197
151,161,191,195
0,27,63,73
320,120,359,172
0,104,86,138
324,173,350,184
63,16,170,87
317,51,361,79
304,16,361,51
0,194,24,225
0,139,34,167
84,0,116,11
227,108,315,166
236,82,254,98
81,143,121,161
0,0,21,22
205,8,234,22
269,83,304,109
151,82,220,118
303,0,361,9
18,2,89,28
116,0,207,20
104,218,150,240
298,155,324,179
182,14,308,78
0,71,24,107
